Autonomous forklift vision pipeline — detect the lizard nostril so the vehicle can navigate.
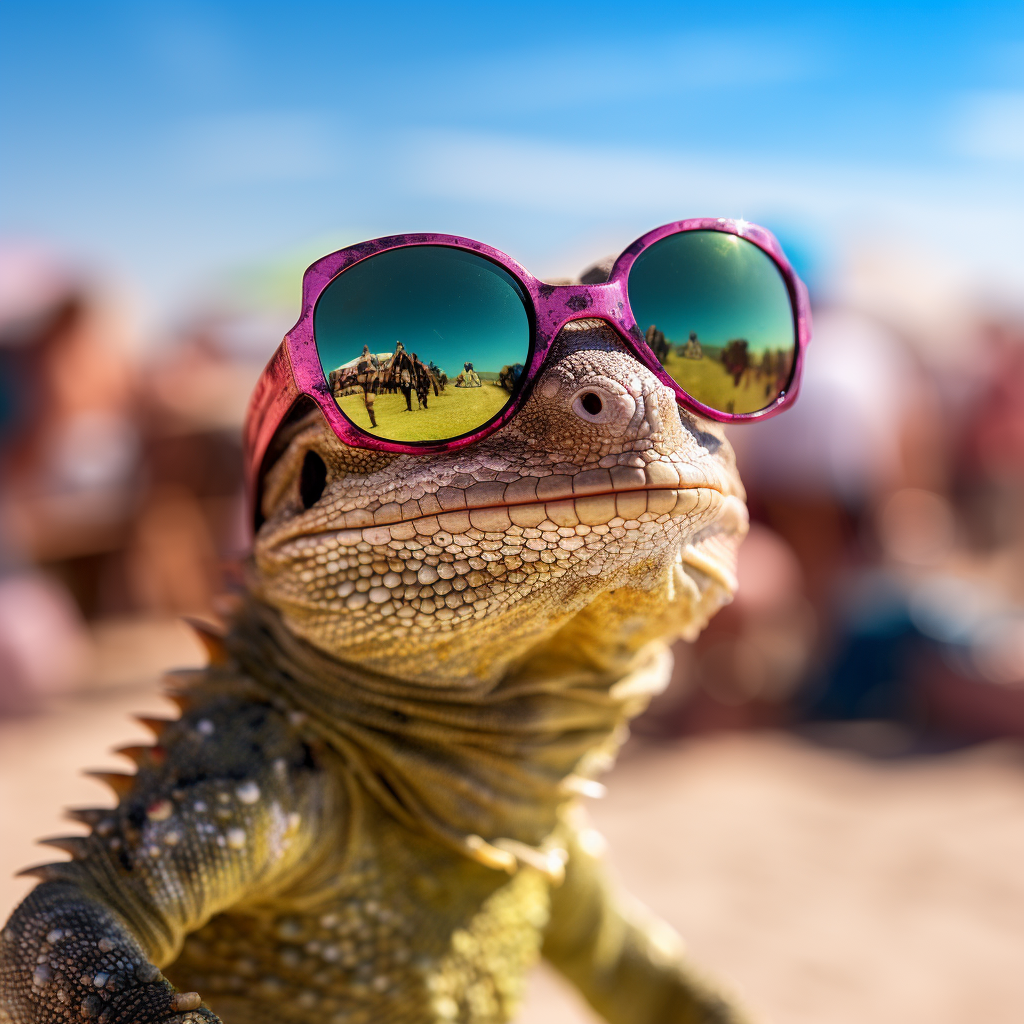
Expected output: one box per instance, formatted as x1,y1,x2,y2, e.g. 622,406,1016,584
580,392,603,416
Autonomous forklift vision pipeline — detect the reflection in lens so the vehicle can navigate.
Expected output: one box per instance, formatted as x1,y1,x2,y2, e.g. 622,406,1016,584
628,231,796,415
314,246,531,443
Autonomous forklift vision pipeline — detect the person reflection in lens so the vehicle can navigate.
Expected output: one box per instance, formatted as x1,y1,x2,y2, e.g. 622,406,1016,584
384,341,416,412
356,345,379,428
411,353,431,410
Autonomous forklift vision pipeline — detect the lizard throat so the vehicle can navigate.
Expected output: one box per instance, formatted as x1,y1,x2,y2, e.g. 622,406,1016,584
220,598,667,877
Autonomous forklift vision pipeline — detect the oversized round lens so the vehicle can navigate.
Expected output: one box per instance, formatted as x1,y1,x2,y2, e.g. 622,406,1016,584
314,246,531,443
628,231,796,416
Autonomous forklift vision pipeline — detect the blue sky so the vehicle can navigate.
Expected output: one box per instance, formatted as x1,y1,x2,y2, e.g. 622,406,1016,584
2,1,1022,332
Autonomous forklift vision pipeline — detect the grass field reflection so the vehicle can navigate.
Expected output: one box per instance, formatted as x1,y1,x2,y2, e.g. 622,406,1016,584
660,348,791,414
336,384,510,441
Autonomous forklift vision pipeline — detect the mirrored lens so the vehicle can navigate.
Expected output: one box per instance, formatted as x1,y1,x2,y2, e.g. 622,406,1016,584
314,246,531,442
628,231,796,415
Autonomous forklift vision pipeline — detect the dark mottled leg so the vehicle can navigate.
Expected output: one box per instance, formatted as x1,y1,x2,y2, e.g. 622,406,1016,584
0,882,220,1024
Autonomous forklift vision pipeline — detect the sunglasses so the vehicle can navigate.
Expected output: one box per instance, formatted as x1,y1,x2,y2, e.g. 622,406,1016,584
245,218,811,506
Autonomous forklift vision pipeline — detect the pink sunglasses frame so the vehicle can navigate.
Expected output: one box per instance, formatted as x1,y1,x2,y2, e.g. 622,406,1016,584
244,217,812,509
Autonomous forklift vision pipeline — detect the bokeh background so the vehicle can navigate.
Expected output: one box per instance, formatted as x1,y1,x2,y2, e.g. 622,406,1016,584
2,3,1024,1022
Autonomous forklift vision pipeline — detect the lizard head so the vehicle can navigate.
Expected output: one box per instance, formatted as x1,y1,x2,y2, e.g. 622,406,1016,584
252,314,747,688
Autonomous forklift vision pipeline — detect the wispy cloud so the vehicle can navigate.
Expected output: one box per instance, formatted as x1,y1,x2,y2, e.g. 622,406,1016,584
170,112,342,185
400,129,1024,298
951,92,1024,162
401,129,941,218
406,30,823,114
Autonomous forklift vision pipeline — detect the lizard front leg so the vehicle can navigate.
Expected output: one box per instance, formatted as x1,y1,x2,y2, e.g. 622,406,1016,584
0,881,218,1024
0,683,330,1024
543,823,751,1024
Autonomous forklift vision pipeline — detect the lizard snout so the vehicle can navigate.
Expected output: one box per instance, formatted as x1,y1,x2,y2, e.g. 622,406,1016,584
516,319,677,453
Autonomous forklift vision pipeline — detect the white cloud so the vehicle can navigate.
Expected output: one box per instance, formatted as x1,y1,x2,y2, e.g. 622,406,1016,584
401,129,974,220
400,129,1024,304
171,112,341,184
952,92,1024,162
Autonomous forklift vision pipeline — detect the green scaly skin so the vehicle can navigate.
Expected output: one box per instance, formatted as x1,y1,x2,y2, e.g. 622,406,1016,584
1,318,752,1023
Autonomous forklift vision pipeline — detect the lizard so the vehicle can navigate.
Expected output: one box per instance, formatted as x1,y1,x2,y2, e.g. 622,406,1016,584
0,310,752,1024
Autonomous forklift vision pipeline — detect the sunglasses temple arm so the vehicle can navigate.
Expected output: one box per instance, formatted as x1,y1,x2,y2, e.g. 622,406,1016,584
244,343,301,526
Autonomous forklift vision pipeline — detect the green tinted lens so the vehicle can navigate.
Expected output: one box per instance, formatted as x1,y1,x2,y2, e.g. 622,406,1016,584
628,231,796,415
314,246,531,442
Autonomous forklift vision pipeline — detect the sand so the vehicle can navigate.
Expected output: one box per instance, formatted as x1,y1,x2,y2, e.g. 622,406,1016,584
2,622,1023,1024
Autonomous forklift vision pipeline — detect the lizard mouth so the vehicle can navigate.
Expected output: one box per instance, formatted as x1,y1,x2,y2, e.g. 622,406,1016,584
285,462,743,585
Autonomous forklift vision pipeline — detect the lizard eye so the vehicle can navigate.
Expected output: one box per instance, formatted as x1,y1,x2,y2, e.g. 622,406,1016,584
300,450,327,509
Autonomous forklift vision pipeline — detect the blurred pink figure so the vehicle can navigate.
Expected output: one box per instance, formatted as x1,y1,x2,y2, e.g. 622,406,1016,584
0,572,92,713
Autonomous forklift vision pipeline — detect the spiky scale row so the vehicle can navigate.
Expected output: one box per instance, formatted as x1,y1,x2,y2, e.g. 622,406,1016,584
1,671,330,1024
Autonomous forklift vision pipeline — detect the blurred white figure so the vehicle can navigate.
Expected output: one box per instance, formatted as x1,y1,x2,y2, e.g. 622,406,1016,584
732,307,921,505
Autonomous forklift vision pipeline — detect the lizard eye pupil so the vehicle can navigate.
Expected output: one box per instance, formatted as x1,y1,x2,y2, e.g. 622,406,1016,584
300,451,327,509
580,392,603,416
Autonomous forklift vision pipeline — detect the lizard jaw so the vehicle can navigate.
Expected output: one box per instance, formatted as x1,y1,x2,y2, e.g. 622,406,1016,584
267,460,731,543
252,480,745,686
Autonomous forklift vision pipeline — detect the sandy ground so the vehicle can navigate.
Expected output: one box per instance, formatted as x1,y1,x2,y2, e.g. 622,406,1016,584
2,622,1023,1024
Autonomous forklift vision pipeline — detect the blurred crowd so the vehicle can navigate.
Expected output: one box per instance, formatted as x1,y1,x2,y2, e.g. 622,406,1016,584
2,241,1024,746
644,292,1024,747
0,244,256,711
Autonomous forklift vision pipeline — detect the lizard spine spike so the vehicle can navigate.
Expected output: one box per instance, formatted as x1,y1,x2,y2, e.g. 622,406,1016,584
15,863,65,881
162,692,194,713
133,715,174,737
64,808,108,827
38,837,91,859
113,744,166,767
84,771,135,798
182,616,229,665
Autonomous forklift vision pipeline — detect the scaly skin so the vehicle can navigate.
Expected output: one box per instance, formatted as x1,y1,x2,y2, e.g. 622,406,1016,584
1,317,751,1024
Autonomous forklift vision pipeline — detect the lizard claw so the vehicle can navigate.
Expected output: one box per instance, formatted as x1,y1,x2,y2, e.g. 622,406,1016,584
170,992,202,1012
160,990,220,1023
164,1009,221,1024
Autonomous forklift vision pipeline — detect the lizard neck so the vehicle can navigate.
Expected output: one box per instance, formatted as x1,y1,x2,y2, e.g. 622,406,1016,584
221,597,671,873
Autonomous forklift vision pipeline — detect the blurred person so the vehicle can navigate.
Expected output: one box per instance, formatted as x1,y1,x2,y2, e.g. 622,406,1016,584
901,318,1024,740
799,314,1024,741
953,319,1024,569
130,320,253,617
731,305,940,605
0,244,140,706
0,243,141,618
